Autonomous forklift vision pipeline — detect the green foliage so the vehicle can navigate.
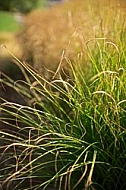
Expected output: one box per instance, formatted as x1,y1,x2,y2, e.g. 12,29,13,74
11,0,47,13
0,0,47,13
0,0,13,11
0,11,20,32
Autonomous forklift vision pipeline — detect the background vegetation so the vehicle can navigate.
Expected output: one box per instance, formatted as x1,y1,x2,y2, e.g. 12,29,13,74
0,11,21,32
0,0,47,13
19,0,126,80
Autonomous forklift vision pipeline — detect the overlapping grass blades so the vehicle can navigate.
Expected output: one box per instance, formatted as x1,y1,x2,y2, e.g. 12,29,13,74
0,35,126,190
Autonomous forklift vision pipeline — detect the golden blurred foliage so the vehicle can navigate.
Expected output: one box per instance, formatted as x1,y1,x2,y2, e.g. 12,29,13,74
19,0,126,79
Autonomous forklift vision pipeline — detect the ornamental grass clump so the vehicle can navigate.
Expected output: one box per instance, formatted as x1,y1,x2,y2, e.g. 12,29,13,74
0,32,126,189
0,0,126,189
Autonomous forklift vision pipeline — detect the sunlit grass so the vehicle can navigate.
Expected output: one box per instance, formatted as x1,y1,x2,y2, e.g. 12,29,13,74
0,32,126,189
0,0,126,189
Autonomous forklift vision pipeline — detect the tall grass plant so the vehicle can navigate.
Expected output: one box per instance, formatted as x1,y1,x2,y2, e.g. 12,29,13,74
0,0,126,189
0,31,126,189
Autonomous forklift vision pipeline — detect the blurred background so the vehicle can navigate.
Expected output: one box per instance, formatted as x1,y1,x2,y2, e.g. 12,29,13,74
0,0,63,13
0,0,62,77
0,0,63,102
